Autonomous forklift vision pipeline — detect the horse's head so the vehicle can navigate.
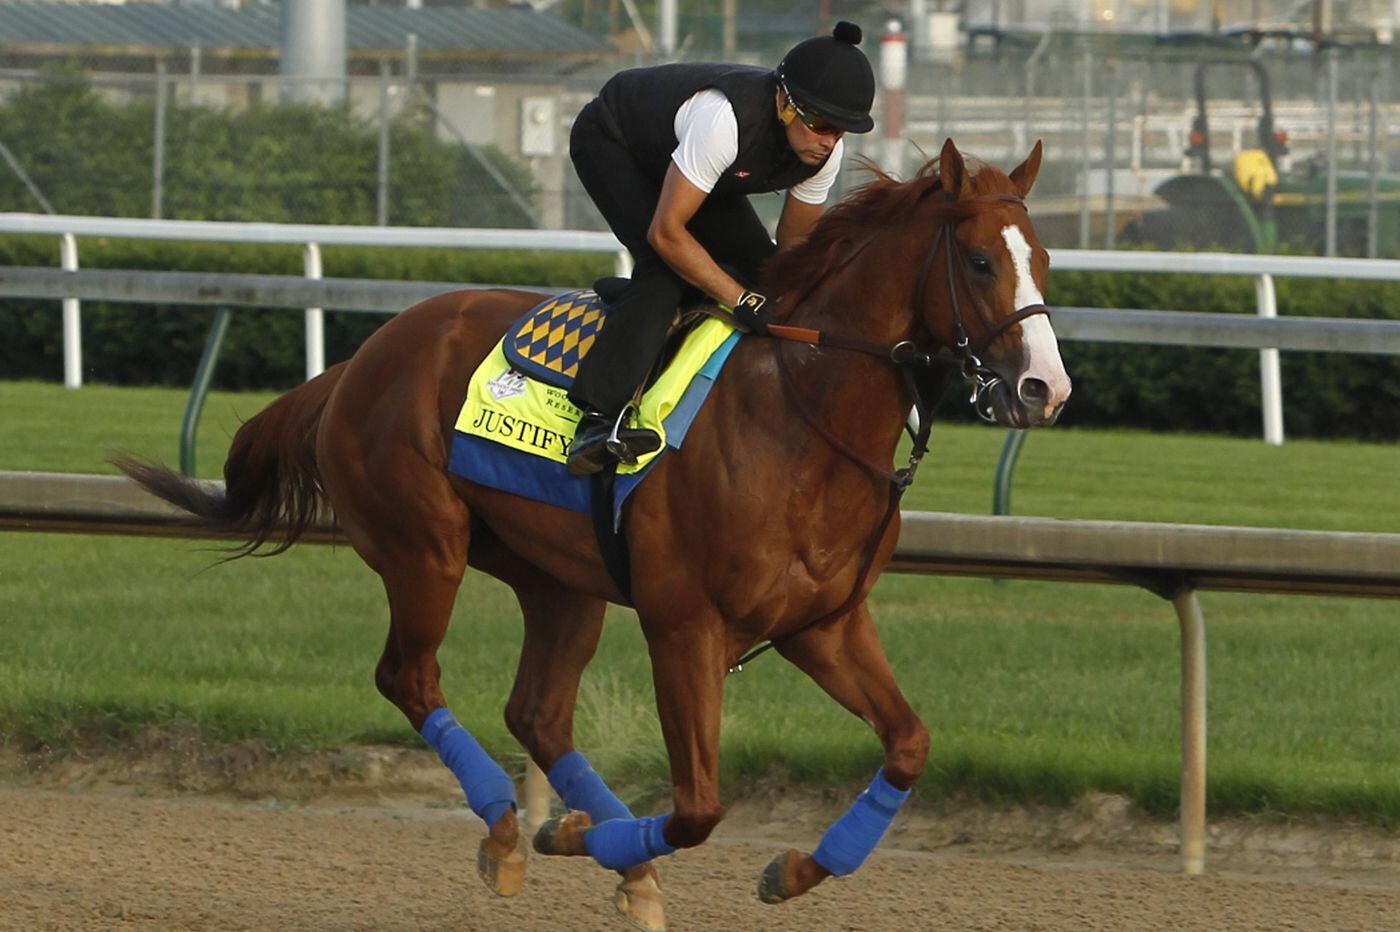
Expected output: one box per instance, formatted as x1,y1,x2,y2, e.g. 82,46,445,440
919,139,1071,429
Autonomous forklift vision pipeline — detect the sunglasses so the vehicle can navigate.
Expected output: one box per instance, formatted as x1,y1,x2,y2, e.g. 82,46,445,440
780,81,843,137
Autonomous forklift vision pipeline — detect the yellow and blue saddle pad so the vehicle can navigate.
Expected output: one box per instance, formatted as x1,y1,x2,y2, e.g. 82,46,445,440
501,288,607,387
448,289,741,521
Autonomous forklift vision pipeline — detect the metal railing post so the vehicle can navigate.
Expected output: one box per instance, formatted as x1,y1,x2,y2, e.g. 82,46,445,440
1255,273,1284,445
1367,68,1380,260
180,307,232,477
1104,60,1117,250
993,429,1028,516
1324,48,1338,258
1078,42,1092,250
377,59,392,228
60,233,81,389
304,242,325,380
1172,588,1208,876
153,61,168,220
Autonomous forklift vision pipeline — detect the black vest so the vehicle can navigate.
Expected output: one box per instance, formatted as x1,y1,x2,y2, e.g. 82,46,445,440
595,63,824,199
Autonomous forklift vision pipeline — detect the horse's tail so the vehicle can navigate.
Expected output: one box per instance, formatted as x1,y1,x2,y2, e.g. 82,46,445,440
111,363,345,559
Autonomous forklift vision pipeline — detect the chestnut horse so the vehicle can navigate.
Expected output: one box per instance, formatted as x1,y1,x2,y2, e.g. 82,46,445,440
116,139,1069,929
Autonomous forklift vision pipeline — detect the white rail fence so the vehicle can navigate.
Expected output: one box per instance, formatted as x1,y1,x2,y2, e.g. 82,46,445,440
0,213,631,387
4,470,1399,876
5,213,1400,444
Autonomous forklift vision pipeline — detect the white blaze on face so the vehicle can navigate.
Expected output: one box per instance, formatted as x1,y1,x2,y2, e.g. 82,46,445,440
1000,224,1072,418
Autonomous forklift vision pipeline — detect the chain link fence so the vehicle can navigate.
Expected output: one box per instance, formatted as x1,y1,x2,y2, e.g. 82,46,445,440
879,40,1400,255
1,34,1396,256
0,60,590,230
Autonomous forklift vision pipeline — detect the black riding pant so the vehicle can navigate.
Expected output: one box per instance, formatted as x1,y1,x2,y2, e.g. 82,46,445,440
567,98,777,415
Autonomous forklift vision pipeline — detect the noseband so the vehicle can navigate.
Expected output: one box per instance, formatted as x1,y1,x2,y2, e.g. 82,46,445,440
765,191,1051,472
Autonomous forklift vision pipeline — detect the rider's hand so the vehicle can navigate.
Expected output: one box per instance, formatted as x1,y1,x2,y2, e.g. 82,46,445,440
730,290,775,335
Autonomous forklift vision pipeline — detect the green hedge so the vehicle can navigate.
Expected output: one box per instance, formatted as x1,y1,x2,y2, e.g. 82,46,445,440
0,63,536,227
1036,269,1400,441
4,236,1399,439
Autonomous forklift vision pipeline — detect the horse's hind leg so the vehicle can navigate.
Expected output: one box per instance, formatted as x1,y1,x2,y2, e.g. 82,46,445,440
761,601,930,904
374,546,531,896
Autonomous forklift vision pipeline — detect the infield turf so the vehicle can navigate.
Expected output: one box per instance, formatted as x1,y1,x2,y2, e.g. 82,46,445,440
2,379,1397,821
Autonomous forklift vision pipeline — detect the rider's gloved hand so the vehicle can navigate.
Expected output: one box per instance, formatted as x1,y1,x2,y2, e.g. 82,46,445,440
730,290,776,335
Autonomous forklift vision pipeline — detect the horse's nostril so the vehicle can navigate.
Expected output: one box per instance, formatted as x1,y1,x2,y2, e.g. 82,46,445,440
1019,377,1049,406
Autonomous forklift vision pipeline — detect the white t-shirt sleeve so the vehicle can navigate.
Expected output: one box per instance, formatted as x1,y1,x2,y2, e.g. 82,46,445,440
788,137,845,205
671,89,739,194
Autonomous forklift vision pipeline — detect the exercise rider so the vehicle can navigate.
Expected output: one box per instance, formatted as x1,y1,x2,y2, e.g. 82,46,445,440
565,21,877,476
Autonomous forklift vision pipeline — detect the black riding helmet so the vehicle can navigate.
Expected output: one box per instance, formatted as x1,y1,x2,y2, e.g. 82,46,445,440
776,21,876,134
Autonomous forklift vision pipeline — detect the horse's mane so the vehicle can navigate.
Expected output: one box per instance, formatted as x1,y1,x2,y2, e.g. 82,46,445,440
762,156,1014,306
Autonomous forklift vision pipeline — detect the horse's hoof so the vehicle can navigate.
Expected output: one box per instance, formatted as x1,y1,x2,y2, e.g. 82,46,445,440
476,834,528,897
613,863,665,932
757,849,804,904
532,810,592,857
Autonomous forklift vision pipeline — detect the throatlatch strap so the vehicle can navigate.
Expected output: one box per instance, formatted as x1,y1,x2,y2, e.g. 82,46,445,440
590,466,633,603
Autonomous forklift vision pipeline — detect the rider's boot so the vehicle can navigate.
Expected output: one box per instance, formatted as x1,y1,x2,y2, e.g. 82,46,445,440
566,409,661,477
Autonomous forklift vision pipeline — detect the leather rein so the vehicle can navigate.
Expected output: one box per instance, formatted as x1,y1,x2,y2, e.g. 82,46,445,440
729,192,1049,673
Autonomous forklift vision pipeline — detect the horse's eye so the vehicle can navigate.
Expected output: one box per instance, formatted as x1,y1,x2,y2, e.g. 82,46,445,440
969,253,993,274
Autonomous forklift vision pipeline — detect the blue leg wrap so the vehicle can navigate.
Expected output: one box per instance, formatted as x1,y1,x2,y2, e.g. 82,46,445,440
421,707,516,828
548,751,634,824
583,815,676,871
811,769,912,877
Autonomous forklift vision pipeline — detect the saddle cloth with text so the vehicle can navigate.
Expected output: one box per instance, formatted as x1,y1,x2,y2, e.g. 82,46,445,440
447,289,740,518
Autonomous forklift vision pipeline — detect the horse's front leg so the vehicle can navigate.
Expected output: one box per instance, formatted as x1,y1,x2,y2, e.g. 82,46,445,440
536,612,726,927
761,600,930,903
481,545,662,924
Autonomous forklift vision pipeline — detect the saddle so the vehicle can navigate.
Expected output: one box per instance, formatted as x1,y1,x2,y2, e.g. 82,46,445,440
503,277,713,397
448,281,745,600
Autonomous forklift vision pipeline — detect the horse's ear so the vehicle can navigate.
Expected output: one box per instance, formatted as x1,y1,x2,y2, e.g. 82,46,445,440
938,138,968,199
1009,140,1043,199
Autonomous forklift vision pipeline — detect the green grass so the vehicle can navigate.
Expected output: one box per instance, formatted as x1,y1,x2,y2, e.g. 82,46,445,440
2,379,1399,821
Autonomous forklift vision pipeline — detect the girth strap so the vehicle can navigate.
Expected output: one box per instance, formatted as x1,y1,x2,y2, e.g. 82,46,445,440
590,466,633,603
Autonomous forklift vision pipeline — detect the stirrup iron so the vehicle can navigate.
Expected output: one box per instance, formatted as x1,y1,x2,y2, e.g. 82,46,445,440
605,406,641,466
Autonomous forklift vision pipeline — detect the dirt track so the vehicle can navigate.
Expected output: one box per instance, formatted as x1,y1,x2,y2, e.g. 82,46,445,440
2,749,1398,931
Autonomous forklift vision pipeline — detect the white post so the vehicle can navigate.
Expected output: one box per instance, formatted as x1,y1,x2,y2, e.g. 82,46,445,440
1255,273,1284,445
880,22,909,180
61,233,81,389
614,249,633,278
1172,588,1207,876
303,242,325,381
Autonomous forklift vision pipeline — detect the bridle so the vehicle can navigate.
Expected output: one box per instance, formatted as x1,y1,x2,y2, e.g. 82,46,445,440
913,193,1051,424
763,192,1049,481
728,191,1050,673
